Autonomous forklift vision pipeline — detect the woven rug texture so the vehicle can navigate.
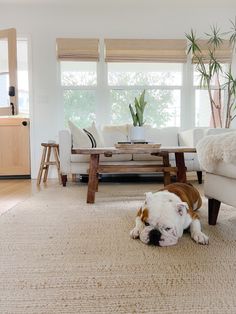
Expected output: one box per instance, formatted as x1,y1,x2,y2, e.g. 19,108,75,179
0,182,236,314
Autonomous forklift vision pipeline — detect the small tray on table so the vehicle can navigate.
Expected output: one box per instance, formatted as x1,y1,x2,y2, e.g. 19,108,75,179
115,142,161,149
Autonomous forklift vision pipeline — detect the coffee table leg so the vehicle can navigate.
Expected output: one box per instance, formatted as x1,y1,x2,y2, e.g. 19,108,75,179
162,153,171,186
87,154,99,204
175,152,187,183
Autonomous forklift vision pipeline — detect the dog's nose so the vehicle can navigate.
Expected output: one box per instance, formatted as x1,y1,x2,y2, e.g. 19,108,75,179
148,229,162,246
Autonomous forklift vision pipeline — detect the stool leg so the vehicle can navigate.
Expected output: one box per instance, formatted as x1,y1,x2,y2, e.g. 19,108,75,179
43,146,51,182
53,146,62,184
61,175,67,187
37,146,47,185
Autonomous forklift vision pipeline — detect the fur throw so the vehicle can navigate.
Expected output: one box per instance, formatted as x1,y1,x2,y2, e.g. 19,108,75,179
196,131,236,172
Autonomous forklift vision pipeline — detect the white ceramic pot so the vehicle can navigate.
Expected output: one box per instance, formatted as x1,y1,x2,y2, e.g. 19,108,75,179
130,126,145,142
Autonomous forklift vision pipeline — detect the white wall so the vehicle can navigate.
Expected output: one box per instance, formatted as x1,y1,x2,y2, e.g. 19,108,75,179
0,0,235,178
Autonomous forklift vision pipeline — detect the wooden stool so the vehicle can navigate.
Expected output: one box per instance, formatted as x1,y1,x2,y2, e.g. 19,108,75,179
37,143,62,185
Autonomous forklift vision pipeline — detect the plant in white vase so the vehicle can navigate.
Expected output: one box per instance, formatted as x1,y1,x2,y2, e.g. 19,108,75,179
129,90,147,141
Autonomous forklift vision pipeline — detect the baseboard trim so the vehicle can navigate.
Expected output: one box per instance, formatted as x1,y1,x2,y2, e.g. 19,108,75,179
0,175,31,179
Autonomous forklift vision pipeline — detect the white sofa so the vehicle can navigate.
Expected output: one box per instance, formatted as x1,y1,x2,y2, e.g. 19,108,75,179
196,131,236,225
59,124,207,186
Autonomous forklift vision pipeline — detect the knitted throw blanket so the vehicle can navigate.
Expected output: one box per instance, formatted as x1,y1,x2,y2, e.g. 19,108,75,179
196,131,236,172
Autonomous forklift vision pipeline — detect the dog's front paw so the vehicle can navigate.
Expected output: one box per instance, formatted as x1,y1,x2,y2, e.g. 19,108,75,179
139,227,151,244
130,227,140,239
192,232,209,245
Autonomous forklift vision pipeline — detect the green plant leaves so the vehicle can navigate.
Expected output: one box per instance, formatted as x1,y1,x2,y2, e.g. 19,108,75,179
185,29,201,55
206,25,224,48
129,90,147,126
129,103,138,126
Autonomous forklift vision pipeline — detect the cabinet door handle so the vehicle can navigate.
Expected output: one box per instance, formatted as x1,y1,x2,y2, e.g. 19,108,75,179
22,121,28,126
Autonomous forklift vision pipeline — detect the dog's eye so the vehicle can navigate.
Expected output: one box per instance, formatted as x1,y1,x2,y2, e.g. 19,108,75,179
165,227,171,231
144,221,150,226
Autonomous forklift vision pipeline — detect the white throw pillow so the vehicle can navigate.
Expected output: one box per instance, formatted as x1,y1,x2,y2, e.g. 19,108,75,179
68,120,104,148
68,120,91,148
84,122,104,147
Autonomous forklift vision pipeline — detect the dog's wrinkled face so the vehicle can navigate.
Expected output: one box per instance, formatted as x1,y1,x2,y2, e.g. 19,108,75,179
141,191,189,247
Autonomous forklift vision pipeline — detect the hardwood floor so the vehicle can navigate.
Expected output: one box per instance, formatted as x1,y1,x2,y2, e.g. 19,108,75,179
0,172,202,216
0,179,59,216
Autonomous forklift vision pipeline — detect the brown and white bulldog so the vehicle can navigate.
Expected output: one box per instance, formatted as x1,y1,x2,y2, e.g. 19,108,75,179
130,182,209,246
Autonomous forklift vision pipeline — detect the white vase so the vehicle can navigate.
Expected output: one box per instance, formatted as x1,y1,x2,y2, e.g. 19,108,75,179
130,126,145,142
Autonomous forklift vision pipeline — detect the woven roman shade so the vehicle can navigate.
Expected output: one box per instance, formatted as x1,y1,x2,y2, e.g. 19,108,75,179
104,39,187,63
191,40,231,63
56,38,99,61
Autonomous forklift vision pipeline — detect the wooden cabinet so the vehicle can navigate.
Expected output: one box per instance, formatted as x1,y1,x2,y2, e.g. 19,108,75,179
0,116,30,176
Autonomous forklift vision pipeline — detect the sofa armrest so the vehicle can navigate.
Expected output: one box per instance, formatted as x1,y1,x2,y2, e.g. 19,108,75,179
205,128,235,136
59,129,72,174
178,128,206,147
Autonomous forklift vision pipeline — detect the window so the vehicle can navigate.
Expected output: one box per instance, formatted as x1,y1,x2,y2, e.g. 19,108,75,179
193,64,227,127
57,38,99,128
58,38,186,128
108,62,182,127
0,39,9,108
0,32,29,115
0,28,17,115
60,61,97,128
57,38,234,129
17,38,29,114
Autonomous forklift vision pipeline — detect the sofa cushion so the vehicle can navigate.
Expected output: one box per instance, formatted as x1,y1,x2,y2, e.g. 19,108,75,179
100,154,132,162
71,154,90,163
133,127,180,161
133,152,195,162
101,124,129,146
145,127,179,146
132,154,163,161
71,153,132,163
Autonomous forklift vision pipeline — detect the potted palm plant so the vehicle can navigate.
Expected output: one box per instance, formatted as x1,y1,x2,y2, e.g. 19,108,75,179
129,90,147,141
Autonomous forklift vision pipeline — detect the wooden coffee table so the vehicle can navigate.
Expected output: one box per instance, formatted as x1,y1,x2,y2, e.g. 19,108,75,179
72,146,196,203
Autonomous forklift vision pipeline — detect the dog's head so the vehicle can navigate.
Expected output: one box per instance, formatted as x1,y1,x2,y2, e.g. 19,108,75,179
140,191,189,247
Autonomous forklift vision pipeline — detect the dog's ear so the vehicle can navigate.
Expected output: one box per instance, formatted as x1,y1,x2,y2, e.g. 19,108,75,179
176,202,188,216
145,192,152,200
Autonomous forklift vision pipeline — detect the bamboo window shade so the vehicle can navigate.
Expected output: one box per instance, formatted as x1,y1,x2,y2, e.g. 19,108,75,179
56,38,99,61
191,40,232,63
104,39,187,63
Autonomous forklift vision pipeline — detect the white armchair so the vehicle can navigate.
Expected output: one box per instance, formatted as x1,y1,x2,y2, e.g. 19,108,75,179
196,131,236,225
179,127,236,184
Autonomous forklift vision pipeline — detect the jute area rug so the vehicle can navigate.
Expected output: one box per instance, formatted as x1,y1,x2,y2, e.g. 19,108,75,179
1,182,236,314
